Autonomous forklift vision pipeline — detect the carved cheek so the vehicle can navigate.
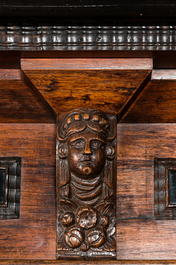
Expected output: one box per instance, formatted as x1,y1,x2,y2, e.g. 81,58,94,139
69,149,79,163
100,147,105,159
68,148,83,169
91,149,105,171
99,153,106,168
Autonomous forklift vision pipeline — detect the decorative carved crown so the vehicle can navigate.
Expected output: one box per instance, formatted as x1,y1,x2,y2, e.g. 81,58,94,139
58,108,116,142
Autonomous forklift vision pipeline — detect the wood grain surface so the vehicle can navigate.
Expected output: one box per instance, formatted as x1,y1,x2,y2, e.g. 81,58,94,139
0,260,175,265
117,124,176,259
0,124,56,259
21,59,153,70
23,70,151,115
0,71,55,123
152,70,176,80
1,58,176,262
0,260,176,265
0,121,176,260
121,80,176,123
0,69,23,79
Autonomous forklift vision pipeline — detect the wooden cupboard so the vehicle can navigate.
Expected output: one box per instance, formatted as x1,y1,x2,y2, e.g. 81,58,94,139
1,1,176,264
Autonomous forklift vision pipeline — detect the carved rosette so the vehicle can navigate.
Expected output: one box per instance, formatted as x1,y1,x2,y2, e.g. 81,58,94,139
56,108,116,259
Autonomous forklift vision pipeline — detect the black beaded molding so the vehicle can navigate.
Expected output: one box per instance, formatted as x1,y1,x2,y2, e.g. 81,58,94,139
0,158,21,219
1,25,176,51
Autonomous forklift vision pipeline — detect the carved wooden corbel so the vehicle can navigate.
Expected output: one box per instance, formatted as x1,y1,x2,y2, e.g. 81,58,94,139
56,108,117,259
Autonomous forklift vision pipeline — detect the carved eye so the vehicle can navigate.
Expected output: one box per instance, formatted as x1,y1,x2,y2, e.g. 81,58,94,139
71,139,85,149
91,140,104,149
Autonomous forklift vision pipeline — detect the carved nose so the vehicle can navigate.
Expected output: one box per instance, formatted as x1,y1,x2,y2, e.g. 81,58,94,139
83,142,92,155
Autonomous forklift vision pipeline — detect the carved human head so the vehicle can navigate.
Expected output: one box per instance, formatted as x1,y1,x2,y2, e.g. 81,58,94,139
58,109,115,177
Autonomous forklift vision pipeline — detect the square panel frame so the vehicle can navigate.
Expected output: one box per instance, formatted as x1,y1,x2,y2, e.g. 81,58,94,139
154,158,176,220
0,157,21,219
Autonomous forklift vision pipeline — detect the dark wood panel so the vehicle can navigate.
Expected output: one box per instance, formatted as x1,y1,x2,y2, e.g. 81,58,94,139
1,0,176,25
0,52,20,69
0,124,56,259
117,124,176,259
121,80,176,123
0,76,55,123
23,69,151,115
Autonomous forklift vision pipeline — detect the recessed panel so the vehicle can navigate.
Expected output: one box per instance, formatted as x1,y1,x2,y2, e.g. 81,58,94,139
0,158,21,219
0,169,5,204
169,169,176,205
154,158,176,219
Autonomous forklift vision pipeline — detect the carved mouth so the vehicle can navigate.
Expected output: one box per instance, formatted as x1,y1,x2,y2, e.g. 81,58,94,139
82,161,92,166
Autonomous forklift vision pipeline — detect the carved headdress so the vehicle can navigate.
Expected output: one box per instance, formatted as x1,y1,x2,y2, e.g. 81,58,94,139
58,108,116,142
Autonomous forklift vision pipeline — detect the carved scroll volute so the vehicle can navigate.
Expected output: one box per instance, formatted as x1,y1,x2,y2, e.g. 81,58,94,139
56,108,117,259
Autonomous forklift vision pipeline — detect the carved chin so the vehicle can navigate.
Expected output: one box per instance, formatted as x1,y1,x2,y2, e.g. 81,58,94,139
82,166,92,175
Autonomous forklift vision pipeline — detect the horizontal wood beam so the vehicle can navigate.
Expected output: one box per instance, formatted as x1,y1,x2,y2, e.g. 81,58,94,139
0,261,176,265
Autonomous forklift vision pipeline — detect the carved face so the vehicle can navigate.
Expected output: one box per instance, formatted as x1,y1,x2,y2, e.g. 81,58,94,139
67,128,106,177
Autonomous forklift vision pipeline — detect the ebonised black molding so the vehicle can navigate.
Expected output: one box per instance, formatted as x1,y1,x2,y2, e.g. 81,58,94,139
1,25,176,51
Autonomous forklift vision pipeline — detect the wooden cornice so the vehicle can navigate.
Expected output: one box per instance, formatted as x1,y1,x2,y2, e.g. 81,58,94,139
0,25,176,51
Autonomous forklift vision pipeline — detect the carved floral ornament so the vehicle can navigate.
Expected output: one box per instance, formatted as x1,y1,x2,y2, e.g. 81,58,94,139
57,108,117,259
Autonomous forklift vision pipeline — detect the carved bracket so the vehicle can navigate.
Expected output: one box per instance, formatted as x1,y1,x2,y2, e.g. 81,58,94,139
56,108,117,259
